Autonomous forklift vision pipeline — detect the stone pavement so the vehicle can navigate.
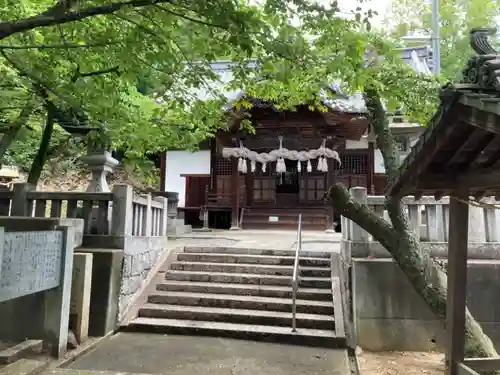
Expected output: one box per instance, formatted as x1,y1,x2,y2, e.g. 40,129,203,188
61,333,350,375
168,229,342,252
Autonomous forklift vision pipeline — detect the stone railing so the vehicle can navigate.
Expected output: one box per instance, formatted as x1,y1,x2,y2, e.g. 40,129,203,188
0,183,171,332
131,194,168,237
342,186,500,259
0,183,168,238
343,187,500,352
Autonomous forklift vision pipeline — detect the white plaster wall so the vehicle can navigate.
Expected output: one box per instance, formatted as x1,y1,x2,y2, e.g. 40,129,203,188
374,149,414,174
165,150,211,207
374,149,385,174
345,139,369,149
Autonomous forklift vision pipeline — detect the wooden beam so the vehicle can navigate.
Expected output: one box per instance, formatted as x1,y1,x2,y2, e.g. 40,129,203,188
388,107,460,197
446,129,495,168
458,107,500,137
418,169,500,190
445,190,469,375
463,357,500,372
457,363,480,375
230,158,240,229
180,174,211,178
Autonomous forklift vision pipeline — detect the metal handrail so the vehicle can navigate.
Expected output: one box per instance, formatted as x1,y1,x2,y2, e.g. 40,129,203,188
291,213,302,332
239,207,245,229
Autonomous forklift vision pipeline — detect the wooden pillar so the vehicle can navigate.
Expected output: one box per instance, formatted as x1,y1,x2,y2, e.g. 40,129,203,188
326,158,335,232
445,190,469,375
367,142,375,194
210,138,217,193
246,167,253,207
230,158,240,230
159,152,167,191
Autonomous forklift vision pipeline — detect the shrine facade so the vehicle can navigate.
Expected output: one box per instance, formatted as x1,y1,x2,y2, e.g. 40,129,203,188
160,45,431,230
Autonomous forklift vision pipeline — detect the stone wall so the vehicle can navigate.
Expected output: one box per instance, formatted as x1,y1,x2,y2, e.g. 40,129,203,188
341,186,500,352
353,258,500,351
118,236,168,320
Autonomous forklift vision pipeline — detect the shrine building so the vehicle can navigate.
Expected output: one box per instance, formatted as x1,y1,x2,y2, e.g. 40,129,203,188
160,46,432,231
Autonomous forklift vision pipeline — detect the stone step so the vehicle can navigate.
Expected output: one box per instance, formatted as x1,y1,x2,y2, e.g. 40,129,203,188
147,291,334,315
176,253,330,267
138,303,335,330
165,270,330,288
156,280,331,300
182,246,331,258
42,370,150,375
0,359,48,375
241,222,327,231
170,262,330,277
126,318,345,348
0,340,43,365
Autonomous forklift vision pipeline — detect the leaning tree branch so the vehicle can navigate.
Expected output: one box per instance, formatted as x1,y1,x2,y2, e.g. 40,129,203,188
71,65,120,82
327,182,399,250
363,87,412,234
0,41,117,50
0,0,174,41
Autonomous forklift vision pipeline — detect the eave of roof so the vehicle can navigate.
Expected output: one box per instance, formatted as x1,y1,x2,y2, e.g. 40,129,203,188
213,45,433,114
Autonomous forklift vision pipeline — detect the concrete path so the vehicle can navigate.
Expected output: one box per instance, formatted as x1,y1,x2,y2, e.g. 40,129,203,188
61,333,350,375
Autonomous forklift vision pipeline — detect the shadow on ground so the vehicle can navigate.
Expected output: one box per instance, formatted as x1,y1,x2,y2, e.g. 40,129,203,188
64,333,349,375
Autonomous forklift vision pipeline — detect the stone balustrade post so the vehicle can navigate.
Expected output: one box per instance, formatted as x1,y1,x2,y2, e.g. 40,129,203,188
110,184,133,237
468,202,486,243
426,204,446,242
161,197,169,237
349,187,369,242
484,200,500,242
145,194,153,237
11,182,35,217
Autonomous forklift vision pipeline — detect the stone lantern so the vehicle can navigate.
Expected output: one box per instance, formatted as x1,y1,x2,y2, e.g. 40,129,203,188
80,123,119,193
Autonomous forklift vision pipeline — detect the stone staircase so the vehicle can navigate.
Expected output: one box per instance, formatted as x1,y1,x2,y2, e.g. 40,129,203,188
126,246,345,348
242,207,329,231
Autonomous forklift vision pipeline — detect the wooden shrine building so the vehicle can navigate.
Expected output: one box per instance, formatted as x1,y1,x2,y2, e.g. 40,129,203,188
386,28,500,375
163,46,431,231
210,103,372,231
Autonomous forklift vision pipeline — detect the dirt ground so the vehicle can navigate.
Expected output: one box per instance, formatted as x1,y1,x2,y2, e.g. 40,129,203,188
358,351,445,375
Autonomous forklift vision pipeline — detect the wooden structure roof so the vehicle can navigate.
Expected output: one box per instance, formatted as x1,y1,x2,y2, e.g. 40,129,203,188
224,102,371,142
386,28,500,375
386,29,500,200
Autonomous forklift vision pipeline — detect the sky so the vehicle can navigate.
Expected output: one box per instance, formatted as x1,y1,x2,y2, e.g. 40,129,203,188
336,0,392,26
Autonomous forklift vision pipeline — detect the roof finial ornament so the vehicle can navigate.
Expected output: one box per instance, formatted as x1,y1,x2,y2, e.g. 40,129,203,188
470,28,497,56
462,28,500,87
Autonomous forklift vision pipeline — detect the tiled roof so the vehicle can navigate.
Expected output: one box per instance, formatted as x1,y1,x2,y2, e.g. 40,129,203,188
203,45,432,113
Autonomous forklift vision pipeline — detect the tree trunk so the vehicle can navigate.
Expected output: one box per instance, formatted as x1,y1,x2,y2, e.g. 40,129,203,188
329,87,498,360
327,183,498,358
27,107,55,185
0,98,35,166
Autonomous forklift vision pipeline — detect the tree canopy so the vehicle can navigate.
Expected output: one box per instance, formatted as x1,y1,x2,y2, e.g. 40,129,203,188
0,0,440,171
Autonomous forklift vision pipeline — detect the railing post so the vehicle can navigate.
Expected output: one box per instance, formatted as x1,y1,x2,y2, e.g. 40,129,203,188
11,182,35,216
110,184,133,236
161,197,169,237
426,204,445,241
145,194,153,237
484,199,499,242
407,202,422,239
468,203,486,243
349,187,369,242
